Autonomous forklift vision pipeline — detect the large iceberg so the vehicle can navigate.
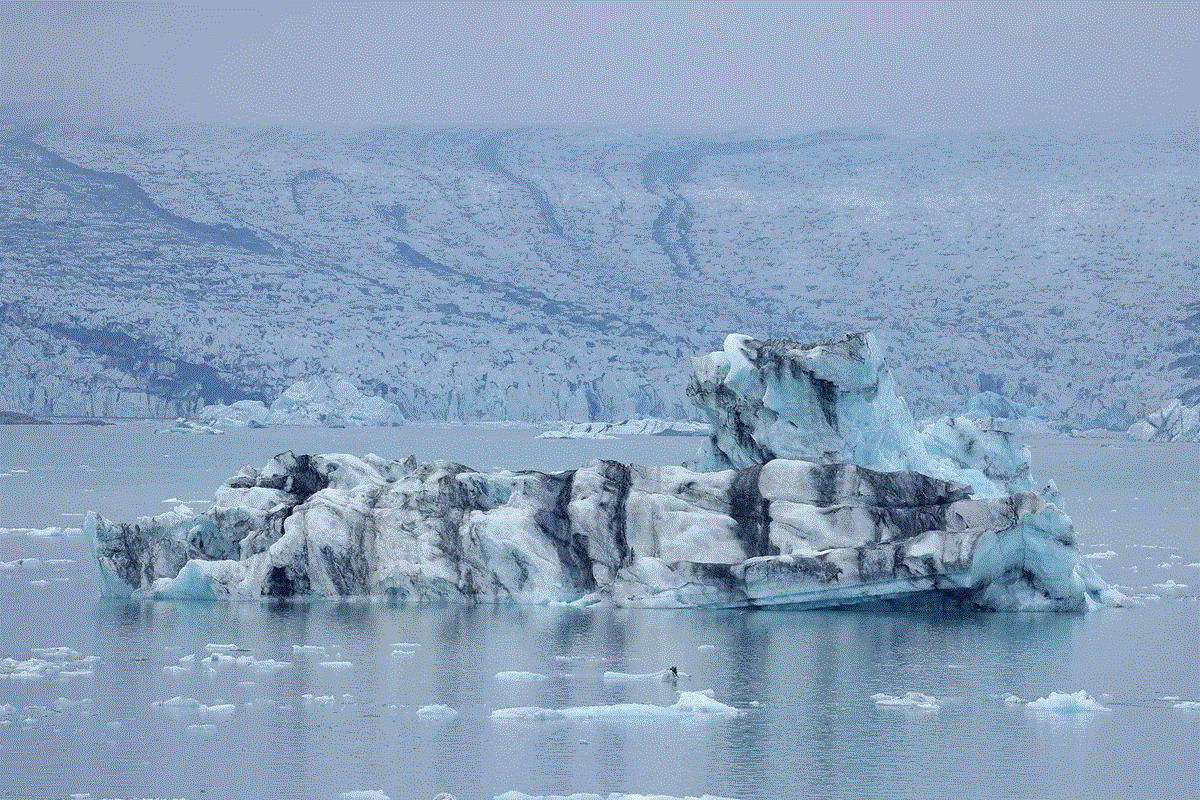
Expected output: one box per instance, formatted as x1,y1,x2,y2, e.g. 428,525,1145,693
198,374,404,428
88,333,1123,611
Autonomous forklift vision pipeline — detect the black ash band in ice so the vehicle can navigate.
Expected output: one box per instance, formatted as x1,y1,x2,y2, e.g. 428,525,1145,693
88,332,1126,611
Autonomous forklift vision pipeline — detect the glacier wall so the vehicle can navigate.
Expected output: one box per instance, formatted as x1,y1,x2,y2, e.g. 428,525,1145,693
2,124,1196,424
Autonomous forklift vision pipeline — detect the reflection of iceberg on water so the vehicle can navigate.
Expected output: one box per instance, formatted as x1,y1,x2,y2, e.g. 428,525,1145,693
90,332,1125,611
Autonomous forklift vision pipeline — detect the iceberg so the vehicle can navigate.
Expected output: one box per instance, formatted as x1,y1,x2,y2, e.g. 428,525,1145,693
88,333,1124,611
198,374,404,428
1128,398,1200,442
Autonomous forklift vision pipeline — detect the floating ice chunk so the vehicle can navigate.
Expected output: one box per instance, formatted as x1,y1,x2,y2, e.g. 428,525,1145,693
292,645,327,656
495,795,743,800
1152,580,1187,591
1173,701,1200,709
496,671,548,682
417,704,459,720
1024,690,1108,712
319,661,354,669
494,690,739,721
1084,551,1117,560
390,643,421,648
205,644,238,653
339,792,391,800
301,694,336,705
154,696,202,708
390,650,414,658
30,579,49,586
696,645,716,651
200,703,235,716
163,665,189,675
1003,693,1026,705
603,669,687,683
250,658,291,673
186,723,217,733
871,692,941,710
671,690,739,715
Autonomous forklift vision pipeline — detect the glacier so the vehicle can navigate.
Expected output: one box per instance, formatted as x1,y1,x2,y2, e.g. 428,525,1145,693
2,125,1196,428
87,333,1124,611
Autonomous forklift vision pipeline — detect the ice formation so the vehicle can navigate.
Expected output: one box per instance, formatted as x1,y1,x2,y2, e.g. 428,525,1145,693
1128,398,1200,442
198,374,405,428
88,333,1124,611
539,419,710,439
491,690,739,721
1024,690,1108,712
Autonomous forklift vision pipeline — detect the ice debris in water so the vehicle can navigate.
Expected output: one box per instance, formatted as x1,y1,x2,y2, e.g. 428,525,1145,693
1003,693,1027,705
292,645,326,655
1024,690,1109,712
871,692,941,710
492,690,739,721
1084,551,1117,559
496,793,742,800
496,671,548,682
1173,701,1200,709
417,704,459,720
1,648,98,680
319,661,354,669
339,792,391,800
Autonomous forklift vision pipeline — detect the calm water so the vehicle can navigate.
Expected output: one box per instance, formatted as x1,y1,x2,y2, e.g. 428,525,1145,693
1,423,1198,800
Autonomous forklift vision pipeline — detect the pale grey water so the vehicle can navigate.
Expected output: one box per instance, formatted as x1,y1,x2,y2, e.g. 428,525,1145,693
1,423,1198,800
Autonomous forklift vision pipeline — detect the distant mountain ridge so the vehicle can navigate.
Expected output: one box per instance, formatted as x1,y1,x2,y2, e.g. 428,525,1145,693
1,123,1195,424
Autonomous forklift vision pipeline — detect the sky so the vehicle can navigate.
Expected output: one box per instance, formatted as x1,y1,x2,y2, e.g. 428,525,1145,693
1,0,1197,134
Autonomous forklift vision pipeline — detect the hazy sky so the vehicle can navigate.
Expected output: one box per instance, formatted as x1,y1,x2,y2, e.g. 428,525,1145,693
1,1,1196,133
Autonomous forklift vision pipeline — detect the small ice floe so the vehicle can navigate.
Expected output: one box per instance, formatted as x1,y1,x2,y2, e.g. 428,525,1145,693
1186,563,1200,569
301,694,336,705
697,644,716,651
417,704,459,720
1160,696,1180,701
186,723,217,733
46,559,74,566
249,658,290,673
153,696,202,708
50,697,91,713
1156,562,1172,569
205,644,239,653
339,791,391,800
494,795,743,800
492,689,739,721
390,650,415,658
603,668,687,683
1003,693,1027,705
1024,690,1109,712
163,665,189,675
292,645,326,656
1084,551,1117,560
30,579,50,586
496,671,548,682
391,643,421,649
319,661,354,670
1152,580,1187,592
1173,701,1200,709
871,692,940,710
1,558,42,570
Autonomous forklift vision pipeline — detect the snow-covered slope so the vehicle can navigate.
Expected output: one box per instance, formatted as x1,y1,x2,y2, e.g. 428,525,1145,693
2,123,1196,423
88,332,1123,611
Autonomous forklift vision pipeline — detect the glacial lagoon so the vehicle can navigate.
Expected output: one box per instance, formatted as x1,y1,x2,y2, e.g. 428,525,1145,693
1,422,1198,800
